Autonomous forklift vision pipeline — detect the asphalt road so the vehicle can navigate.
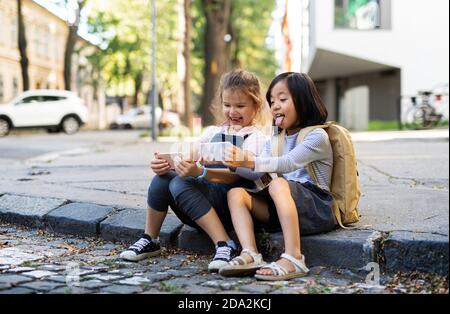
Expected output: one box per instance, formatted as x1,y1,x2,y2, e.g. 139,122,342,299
0,129,448,235
0,130,143,161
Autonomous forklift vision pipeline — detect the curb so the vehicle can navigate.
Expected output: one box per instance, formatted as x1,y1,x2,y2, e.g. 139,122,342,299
0,193,448,275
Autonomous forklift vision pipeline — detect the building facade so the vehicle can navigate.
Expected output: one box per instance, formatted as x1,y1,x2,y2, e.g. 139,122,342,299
0,0,107,129
283,0,449,130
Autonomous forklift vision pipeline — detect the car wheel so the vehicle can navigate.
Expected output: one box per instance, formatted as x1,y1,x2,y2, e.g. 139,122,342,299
0,118,11,137
61,116,80,135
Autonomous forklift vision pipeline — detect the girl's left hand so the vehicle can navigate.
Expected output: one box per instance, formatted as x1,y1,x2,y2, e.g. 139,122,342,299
223,145,255,169
174,159,202,177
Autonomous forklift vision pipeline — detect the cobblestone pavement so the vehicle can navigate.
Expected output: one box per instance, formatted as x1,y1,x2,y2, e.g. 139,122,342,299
0,223,447,294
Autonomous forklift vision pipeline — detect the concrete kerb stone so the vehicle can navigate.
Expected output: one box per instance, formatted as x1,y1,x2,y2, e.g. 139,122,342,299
99,208,145,244
44,202,116,238
177,226,386,269
99,208,183,247
160,214,184,246
383,231,449,275
257,229,379,269
0,194,69,228
177,225,241,255
1,192,448,275
177,225,215,255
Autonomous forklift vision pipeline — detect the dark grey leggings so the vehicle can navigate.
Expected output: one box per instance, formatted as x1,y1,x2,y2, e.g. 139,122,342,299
147,171,236,231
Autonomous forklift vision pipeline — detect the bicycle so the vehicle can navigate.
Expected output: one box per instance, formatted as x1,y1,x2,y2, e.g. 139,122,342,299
404,90,445,129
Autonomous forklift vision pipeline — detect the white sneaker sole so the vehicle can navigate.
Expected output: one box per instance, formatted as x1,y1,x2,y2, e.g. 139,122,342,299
120,249,161,262
208,260,229,272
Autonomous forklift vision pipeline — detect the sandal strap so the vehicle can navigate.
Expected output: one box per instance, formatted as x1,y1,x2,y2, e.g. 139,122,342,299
229,249,262,266
241,249,263,264
229,256,247,266
260,262,288,276
280,253,309,273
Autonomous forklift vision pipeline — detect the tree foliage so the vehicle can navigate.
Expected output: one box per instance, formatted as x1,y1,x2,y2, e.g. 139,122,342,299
228,0,277,90
87,0,178,106
86,0,277,117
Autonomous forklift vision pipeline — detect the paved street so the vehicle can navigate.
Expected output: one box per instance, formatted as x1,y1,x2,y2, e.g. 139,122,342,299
0,129,448,294
0,129,144,161
0,222,447,294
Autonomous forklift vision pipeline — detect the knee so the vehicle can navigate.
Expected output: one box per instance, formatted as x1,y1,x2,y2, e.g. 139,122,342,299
148,174,172,198
227,188,247,211
168,176,190,199
268,177,290,197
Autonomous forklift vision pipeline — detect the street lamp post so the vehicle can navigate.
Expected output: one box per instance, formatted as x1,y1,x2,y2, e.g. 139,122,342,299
150,0,157,140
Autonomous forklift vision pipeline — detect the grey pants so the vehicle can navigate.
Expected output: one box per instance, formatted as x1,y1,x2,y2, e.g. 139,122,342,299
147,171,244,231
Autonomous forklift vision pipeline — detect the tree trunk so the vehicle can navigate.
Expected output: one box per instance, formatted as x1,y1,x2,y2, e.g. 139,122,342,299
183,0,193,129
132,70,143,106
17,0,29,91
200,0,231,126
64,0,86,91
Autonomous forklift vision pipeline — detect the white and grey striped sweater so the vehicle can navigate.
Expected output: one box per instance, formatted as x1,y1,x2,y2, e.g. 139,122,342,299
236,128,333,191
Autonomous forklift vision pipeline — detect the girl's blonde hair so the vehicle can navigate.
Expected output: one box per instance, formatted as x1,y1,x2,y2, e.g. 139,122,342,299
213,69,272,127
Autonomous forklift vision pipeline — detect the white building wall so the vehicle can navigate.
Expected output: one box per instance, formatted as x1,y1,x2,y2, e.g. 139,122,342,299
312,0,449,95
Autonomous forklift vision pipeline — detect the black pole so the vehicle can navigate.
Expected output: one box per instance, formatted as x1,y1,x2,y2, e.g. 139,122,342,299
397,96,403,130
150,0,157,140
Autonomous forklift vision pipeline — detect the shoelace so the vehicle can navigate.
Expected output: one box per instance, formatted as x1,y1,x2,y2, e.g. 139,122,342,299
129,238,150,251
214,245,232,261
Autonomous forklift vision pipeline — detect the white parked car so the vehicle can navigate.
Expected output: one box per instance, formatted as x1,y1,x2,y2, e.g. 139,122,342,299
110,106,181,130
0,90,88,137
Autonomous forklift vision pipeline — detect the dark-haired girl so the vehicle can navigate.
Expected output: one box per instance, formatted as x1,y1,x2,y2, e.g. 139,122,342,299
221,72,337,281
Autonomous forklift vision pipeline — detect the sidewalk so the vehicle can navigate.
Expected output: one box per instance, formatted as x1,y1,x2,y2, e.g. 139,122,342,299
0,129,448,275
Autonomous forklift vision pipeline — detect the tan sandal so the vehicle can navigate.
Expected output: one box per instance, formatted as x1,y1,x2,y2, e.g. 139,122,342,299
254,253,309,281
219,249,266,277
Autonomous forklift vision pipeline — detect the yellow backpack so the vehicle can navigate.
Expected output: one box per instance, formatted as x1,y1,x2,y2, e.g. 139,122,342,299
273,121,361,228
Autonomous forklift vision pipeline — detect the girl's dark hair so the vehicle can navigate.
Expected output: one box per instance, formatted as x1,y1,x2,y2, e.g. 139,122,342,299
266,72,328,128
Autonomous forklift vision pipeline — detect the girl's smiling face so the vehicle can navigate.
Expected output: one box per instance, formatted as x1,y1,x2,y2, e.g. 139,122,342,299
222,89,257,127
269,80,299,134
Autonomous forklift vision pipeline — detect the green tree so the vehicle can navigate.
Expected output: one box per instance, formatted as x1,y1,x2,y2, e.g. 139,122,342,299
64,0,87,91
228,0,277,89
192,0,276,125
198,0,231,126
87,0,178,107
86,0,276,122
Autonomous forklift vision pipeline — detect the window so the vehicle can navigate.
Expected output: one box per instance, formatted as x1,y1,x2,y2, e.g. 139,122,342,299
45,26,50,59
11,17,17,48
0,12,4,46
335,0,390,30
12,77,18,97
0,75,4,102
39,26,46,57
19,96,41,104
42,96,65,102
34,26,40,56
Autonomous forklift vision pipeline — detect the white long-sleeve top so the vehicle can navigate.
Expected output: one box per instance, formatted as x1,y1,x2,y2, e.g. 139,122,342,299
236,128,333,191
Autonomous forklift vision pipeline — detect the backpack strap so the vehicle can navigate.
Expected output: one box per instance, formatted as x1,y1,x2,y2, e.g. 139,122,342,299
331,201,348,229
295,124,329,185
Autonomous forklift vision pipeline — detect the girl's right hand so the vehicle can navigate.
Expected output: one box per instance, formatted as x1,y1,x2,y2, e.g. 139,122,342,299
151,153,171,176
